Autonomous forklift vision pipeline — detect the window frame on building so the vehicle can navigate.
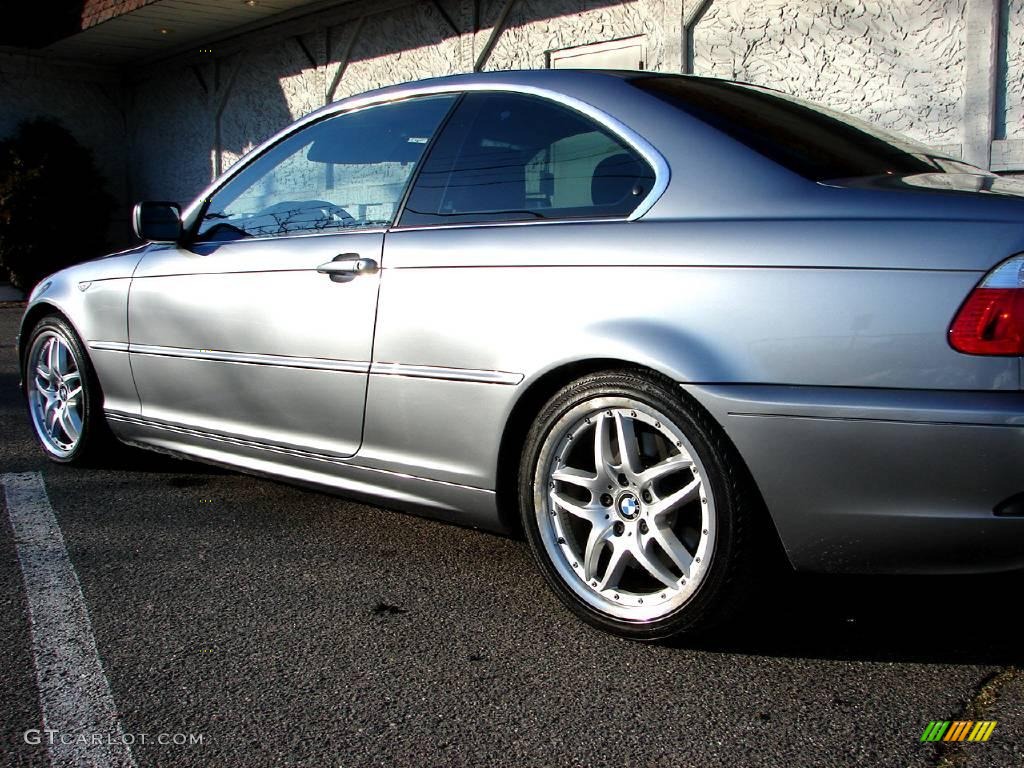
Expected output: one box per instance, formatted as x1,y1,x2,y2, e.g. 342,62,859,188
547,36,647,71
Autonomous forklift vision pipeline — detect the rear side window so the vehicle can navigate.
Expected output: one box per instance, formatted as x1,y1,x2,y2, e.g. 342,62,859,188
399,92,655,226
631,75,979,181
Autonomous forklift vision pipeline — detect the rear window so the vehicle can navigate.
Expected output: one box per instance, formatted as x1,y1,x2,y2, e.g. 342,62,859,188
631,75,979,181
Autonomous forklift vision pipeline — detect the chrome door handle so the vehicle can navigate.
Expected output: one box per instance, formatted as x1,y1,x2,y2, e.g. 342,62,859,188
316,254,379,282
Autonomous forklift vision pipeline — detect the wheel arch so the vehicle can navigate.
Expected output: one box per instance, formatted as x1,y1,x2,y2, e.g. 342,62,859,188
494,358,791,570
494,357,711,529
496,358,633,532
17,301,78,380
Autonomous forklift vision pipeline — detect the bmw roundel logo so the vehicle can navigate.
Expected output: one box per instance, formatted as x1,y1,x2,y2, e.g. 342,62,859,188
618,493,640,520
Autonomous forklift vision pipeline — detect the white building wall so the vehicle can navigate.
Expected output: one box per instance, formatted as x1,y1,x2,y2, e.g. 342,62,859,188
1007,0,1024,140
481,0,669,72
691,0,967,149
219,41,326,171
338,4,464,98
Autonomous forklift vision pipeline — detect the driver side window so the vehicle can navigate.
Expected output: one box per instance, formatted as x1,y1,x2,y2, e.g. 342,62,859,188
197,94,457,241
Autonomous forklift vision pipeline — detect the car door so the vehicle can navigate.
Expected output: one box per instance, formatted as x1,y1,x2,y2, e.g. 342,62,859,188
362,90,660,486
128,94,458,457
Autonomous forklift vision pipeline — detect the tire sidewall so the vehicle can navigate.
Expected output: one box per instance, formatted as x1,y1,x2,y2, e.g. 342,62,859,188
519,371,743,641
23,315,101,464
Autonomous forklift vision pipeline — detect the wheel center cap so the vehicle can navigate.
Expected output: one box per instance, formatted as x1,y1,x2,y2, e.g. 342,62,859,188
617,492,640,520
58,385,68,400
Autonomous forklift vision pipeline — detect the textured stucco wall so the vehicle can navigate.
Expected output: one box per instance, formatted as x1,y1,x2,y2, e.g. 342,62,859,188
119,0,1018,212
337,4,464,98
130,66,212,205
220,41,326,171
692,0,967,147
128,0,678,206
129,2,467,201
1007,0,1024,139
482,0,668,71
0,53,129,236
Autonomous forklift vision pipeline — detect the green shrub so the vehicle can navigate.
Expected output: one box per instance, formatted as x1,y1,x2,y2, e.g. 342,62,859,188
0,118,114,291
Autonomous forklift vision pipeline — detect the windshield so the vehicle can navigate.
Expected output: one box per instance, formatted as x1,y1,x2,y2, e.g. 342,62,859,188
631,75,985,182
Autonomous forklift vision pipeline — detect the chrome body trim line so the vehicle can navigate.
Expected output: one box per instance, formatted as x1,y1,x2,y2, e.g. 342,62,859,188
389,216,627,235
104,409,491,492
90,344,521,383
369,362,523,385
172,226,389,246
88,341,129,352
127,343,370,373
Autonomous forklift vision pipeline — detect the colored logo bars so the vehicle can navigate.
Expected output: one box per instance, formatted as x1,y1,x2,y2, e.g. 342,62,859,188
921,721,997,743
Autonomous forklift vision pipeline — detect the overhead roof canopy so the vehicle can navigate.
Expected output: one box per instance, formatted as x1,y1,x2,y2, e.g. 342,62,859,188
14,0,354,65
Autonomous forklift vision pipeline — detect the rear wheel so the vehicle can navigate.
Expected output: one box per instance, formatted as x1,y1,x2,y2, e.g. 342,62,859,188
519,370,754,640
23,315,111,464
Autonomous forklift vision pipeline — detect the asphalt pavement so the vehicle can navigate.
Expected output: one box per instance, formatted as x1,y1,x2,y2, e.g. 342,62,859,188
1,305,1022,768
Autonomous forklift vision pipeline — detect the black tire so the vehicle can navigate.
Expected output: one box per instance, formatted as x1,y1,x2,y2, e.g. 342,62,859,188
22,314,115,465
518,369,755,641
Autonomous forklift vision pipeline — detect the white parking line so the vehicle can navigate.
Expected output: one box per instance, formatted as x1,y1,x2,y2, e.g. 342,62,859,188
2,472,136,768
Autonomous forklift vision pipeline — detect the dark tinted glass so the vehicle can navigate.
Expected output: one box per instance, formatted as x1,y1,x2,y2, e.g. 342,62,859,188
632,75,977,181
400,92,655,226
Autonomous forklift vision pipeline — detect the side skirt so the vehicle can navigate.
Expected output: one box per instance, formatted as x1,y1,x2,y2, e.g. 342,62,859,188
105,411,505,533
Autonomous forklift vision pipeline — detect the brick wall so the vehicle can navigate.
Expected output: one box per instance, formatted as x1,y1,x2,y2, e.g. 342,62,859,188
81,0,160,30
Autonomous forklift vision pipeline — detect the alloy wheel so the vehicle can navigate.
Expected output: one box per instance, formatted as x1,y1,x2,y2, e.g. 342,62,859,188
27,330,85,458
534,397,716,622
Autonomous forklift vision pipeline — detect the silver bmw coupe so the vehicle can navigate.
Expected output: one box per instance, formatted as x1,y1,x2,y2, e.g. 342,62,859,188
18,70,1024,639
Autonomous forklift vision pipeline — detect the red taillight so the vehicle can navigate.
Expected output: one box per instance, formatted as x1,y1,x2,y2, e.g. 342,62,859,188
949,255,1024,355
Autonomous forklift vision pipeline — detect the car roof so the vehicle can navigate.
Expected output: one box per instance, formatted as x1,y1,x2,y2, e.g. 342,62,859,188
318,68,640,116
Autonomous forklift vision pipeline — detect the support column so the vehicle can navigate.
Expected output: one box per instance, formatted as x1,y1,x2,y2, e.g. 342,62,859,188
962,0,1001,168
460,0,477,73
325,16,365,104
681,0,714,74
474,0,518,72
661,0,684,73
212,52,247,178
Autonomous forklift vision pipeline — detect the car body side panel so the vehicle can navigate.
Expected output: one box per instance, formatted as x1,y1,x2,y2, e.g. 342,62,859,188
105,413,499,529
366,221,1018,495
358,374,515,488
127,233,384,457
20,249,147,415
685,383,1024,574
378,224,1017,390
391,218,1024,272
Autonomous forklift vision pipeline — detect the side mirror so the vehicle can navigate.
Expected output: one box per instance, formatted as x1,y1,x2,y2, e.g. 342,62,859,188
132,201,182,243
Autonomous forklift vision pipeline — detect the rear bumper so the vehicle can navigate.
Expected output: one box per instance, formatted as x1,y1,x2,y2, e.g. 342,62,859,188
684,384,1024,574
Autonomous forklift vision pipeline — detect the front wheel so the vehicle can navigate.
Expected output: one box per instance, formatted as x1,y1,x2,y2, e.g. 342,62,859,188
519,370,754,640
23,315,111,464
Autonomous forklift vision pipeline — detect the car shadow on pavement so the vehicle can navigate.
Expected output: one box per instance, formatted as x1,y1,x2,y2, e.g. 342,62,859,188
687,570,1024,665
103,445,230,476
